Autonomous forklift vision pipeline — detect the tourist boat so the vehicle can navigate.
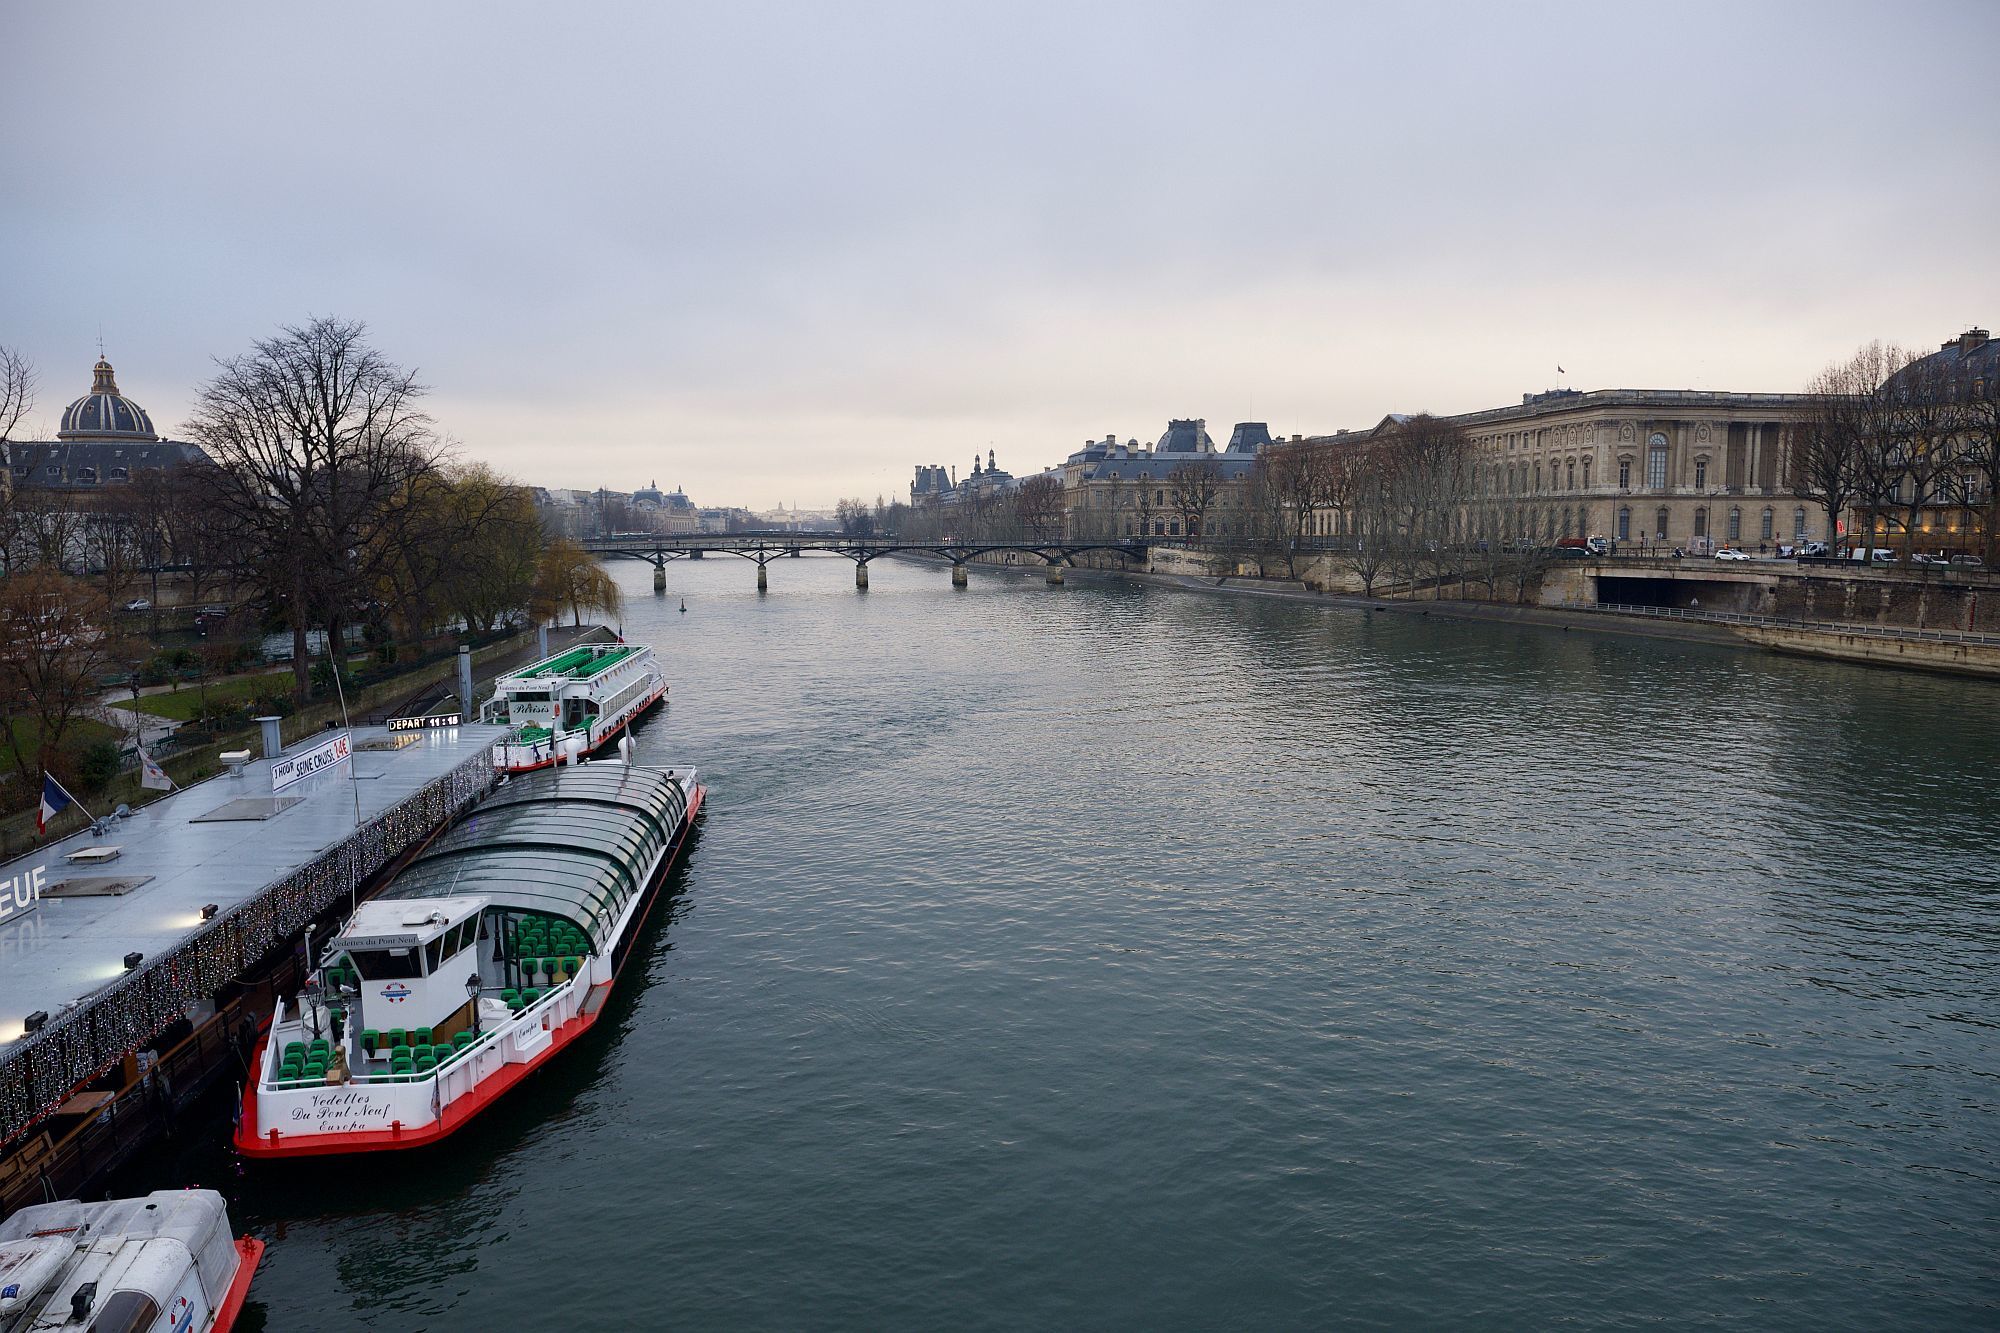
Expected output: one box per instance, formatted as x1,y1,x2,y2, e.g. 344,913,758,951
233,763,702,1159
481,641,668,773
0,1189,261,1332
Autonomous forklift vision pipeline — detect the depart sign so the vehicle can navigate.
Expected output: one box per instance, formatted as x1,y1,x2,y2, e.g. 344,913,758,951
387,713,462,732
271,731,352,792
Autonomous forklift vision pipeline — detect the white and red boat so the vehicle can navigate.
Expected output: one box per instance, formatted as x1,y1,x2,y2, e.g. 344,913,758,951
481,642,667,773
0,1189,261,1332
234,763,702,1159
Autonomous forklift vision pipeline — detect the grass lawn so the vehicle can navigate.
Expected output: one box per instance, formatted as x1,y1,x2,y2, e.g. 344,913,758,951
111,671,294,721
1,714,122,772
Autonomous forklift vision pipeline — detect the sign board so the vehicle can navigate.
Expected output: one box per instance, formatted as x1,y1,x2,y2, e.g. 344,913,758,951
0,864,47,927
387,713,461,732
271,731,352,792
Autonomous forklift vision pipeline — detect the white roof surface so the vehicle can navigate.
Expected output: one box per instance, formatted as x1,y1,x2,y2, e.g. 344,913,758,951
0,723,506,1043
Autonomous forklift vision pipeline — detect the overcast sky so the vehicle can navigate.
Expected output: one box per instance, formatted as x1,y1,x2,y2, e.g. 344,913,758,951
6,1,1997,507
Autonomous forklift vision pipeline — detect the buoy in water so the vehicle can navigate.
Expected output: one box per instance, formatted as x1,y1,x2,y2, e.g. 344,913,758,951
679,599,687,613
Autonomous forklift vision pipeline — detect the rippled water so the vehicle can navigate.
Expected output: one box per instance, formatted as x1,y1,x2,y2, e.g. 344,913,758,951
172,556,1999,1328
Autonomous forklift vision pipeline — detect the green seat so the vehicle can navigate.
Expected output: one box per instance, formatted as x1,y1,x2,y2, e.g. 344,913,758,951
522,988,542,1006
388,1028,407,1049
453,1030,477,1049
307,1039,331,1056
361,1028,380,1055
414,1027,433,1047
283,1041,306,1059
500,988,520,1006
561,955,581,978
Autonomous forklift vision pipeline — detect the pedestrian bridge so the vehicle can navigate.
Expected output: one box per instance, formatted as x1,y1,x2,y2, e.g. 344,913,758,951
581,533,1147,589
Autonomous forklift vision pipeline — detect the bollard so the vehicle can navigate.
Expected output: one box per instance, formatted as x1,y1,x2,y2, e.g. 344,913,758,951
951,562,968,588
756,563,768,592
457,646,474,716
855,562,869,590
538,624,549,660
1046,560,1065,586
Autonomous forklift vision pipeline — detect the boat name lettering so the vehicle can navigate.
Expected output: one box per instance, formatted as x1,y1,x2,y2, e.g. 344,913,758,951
0,863,47,925
340,933,419,949
291,1087,395,1130
271,731,352,792
388,713,462,731
510,702,556,718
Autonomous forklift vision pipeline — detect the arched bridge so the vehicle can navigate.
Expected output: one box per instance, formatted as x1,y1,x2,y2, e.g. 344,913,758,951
581,532,1148,590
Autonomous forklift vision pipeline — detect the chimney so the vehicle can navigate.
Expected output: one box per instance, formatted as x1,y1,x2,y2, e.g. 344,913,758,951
1960,328,1990,355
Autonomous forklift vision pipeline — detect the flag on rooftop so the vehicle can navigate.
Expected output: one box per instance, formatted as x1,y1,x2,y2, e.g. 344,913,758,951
38,773,75,835
139,746,174,792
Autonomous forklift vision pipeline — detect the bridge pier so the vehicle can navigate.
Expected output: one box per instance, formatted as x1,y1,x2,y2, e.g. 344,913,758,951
951,561,968,588
855,561,869,591
1045,559,1064,586
756,560,768,592
690,549,703,559
653,565,666,594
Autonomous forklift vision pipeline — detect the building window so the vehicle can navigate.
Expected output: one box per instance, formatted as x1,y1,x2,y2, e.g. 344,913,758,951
1154,522,1165,536
1794,507,1807,538
1694,507,1708,537
1534,463,1542,491
1760,508,1774,540
1566,461,1575,490
1582,457,1592,488
1170,521,1181,536
1655,507,1669,540
1694,460,1708,489
1728,506,1742,542
110,467,129,480
1618,460,1631,489
1155,490,1164,505
1617,506,1631,540
1647,434,1669,489
78,466,98,483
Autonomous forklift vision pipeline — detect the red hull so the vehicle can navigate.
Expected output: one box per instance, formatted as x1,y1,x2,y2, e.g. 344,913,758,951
233,783,702,1160
213,1237,264,1332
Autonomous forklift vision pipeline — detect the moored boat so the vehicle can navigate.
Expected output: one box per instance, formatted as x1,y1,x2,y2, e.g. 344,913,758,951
233,763,702,1159
481,642,667,773
0,1189,261,1332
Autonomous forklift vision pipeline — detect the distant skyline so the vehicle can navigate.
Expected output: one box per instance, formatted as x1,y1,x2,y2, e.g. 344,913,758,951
6,1,1997,508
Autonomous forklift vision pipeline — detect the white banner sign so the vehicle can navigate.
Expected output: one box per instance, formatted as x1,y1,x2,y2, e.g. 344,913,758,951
271,731,352,792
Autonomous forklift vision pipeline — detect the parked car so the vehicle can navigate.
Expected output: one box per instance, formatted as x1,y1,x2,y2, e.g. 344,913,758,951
122,598,151,612
1911,552,1950,565
1796,541,1831,558
1713,547,1751,561
1949,554,1986,568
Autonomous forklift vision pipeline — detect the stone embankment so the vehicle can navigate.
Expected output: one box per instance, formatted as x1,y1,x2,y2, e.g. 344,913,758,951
915,546,2000,680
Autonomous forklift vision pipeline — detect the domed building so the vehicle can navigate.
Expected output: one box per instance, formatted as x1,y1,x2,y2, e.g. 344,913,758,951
58,357,160,442
6,355,208,496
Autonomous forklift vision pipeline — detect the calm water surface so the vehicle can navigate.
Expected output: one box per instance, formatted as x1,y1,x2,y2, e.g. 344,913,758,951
177,557,1999,1327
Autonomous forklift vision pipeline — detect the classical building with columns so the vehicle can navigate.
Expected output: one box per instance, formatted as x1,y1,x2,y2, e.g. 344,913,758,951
1303,387,1817,553
1456,387,1813,550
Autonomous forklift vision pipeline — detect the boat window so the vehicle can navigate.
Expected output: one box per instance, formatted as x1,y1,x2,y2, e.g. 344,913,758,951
350,947,419,981
424,936,447,971
89,1290,161,1333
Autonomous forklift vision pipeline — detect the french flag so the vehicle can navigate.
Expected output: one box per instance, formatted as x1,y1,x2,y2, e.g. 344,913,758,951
37,774,74,836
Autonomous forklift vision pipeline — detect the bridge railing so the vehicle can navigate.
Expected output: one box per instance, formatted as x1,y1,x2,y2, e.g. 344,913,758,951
1596,603,2000,647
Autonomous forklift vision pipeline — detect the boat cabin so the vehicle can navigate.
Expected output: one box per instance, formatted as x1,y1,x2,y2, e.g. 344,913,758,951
331,895,488,1039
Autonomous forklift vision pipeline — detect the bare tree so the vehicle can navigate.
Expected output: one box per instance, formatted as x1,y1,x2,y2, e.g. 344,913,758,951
1165,459,1222,544
1014,473,1065,542
532,539,622,627
184,317,445,702
0,570,126,784
1795,353,1871,552
1957,368,2000,563
0,345,35,465
833,497,876,537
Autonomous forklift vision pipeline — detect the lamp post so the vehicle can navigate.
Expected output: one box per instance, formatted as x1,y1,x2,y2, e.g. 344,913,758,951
465,973,483,1036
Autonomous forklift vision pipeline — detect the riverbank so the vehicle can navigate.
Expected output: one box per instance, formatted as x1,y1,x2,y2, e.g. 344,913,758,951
893,551,1748,650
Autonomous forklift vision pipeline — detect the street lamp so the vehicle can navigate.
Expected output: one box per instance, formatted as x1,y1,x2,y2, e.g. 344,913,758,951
465,973,484,1035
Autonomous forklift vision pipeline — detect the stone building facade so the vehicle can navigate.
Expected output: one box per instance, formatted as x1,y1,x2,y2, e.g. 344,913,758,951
1060,419,1266,541
1454,388,1812,550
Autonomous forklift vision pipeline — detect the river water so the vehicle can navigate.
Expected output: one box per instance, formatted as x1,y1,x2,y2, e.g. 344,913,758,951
185,556,1997,1328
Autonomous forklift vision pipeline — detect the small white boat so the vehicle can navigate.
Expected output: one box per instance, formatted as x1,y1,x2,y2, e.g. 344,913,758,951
235,763,702,1159
0,1189,261,1332
481,642,667,773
